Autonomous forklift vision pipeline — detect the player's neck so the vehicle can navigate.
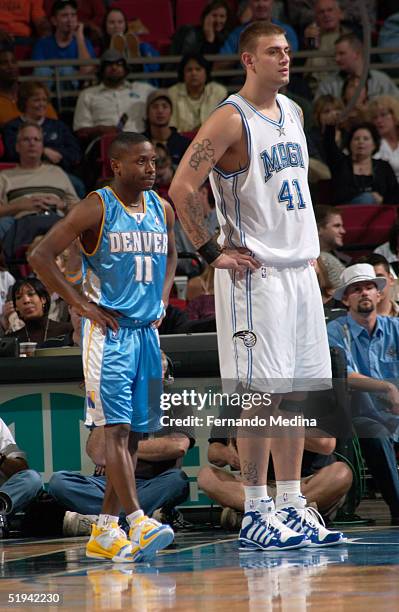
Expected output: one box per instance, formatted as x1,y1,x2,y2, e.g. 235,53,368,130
239,83,279,112
112,183,144,209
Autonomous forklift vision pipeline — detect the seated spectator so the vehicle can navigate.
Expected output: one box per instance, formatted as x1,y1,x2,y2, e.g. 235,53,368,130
0,417,43,538
32,0,96,92
0,0,50,41
170,0,234,56
286,0,376,34
0,44,57,127
46,0,106,46
356,253,399,318
73,49,154,144
0,243,15,335
143,89,190,169
6,278,71,345
378,12,399,64
168,53,227,133
102,7,160,82
48,365,194,535
0,122,78,257
327,263,399,525
217,0,298,69
369,96,399,183
323,120,399,205
2,81,82,190
198,433,352,529
374,221,399,271
302,0,354,95
316,33,399,100
154,144,175,200
315,256,335,305
186,265,215,321
315,205,347,288
308,94,344,163
340,75,369,131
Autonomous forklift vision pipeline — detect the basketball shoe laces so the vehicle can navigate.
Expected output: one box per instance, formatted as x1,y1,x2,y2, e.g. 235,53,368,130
252,509,283,536
296,505,326,531
105,524,129,543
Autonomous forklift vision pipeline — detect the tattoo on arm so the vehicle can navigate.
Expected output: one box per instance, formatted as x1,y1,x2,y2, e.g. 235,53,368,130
189,138,216,172
182,191,211,248
242,461,259,485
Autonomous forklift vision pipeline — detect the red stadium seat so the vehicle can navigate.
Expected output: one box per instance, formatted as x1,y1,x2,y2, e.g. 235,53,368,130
110,0,174,51
98,133,117,182
175,0,208,28
339,204,398,254
0,163,17,171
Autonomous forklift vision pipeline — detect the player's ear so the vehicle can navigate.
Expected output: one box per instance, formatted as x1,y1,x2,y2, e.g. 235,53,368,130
110,157,121,176
241,51,255,71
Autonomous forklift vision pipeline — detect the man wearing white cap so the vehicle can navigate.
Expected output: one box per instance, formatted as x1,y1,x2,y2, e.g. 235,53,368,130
327,263,399,524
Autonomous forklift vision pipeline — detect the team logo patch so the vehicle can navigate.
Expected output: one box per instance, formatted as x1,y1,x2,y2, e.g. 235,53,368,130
233,330,257,348
261,265,267,278
87,390,96,409
154,215,160,225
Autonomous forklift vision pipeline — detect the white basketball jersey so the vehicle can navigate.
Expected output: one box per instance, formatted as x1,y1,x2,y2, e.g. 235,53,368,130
209,93,320,265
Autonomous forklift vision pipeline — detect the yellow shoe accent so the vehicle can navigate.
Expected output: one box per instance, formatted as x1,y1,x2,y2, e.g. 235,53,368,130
86,522,137,562
129,516,174,561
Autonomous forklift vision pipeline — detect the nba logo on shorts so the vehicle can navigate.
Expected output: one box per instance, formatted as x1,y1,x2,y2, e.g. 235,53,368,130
87,390,96,409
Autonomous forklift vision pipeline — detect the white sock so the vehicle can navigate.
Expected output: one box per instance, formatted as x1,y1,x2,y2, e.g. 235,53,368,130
97,514,119,528
126,509,144,526
244,485,268,513
275,480,302,509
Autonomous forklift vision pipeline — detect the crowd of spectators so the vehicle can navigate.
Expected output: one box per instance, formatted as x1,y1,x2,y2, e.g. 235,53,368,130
0,0,399,536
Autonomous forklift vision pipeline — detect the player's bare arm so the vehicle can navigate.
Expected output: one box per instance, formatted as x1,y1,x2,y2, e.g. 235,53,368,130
152,199,177,328
169,106,259,273
29,193,119,333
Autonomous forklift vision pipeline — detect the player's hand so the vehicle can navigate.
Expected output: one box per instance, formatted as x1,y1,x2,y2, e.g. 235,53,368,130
152,314,165,329
212,249,260,277
226,445,241,470
78,301,120,334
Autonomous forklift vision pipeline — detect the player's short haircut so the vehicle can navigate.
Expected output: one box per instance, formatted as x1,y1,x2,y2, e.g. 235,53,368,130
335,32,363,52
109,132,152,160
239,21,287,56
314,205,342,228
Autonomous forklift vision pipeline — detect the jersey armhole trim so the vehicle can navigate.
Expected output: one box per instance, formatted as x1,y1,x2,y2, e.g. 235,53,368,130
80,190,106,257
213,100,252,179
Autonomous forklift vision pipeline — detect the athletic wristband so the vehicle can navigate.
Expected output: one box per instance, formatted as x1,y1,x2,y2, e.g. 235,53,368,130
198,237,222,265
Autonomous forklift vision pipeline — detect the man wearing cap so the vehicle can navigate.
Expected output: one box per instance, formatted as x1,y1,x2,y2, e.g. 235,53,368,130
73,49,154,144
327,263,399,524
32,0,96,91
143,90,190,168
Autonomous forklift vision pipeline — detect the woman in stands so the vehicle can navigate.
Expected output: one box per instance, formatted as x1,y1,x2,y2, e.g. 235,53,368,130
169,0,234,56
323,120,399,205
7,278,71,346
168,53,227,132
2,81,83,196
369,95,399,182
101,6,159,82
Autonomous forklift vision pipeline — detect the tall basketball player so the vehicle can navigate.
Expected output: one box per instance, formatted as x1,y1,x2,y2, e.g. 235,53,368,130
30,133,176,561
169,22,345,550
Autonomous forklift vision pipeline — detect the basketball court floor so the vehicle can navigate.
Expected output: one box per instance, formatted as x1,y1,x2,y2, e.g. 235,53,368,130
0,524,398,610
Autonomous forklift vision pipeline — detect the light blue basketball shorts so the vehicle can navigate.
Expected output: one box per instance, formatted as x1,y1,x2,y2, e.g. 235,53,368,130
82,319,162,432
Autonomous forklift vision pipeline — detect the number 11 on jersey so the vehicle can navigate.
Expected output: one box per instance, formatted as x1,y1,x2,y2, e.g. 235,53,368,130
278,179,306,210
135,255,153,282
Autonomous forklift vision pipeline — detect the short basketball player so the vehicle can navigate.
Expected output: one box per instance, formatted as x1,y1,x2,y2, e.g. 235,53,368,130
169,22,344,550
30,133,177,562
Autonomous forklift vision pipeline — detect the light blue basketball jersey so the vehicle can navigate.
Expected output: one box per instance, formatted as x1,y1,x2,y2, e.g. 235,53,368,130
81,186,168,325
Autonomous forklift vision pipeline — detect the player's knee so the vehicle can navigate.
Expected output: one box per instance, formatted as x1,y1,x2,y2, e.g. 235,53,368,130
104,423,130,443
330,461,353,494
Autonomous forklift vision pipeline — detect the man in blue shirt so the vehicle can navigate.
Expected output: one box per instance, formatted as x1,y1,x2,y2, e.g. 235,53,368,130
219,0,299,58
32,0,96,92
327,263,399,524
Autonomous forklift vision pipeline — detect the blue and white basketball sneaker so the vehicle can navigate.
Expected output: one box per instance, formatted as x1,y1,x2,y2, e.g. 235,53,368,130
239,497,309,552
276,496,346,547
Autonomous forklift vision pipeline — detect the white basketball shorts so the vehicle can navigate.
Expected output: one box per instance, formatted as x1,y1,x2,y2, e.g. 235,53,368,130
214,261,331,393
